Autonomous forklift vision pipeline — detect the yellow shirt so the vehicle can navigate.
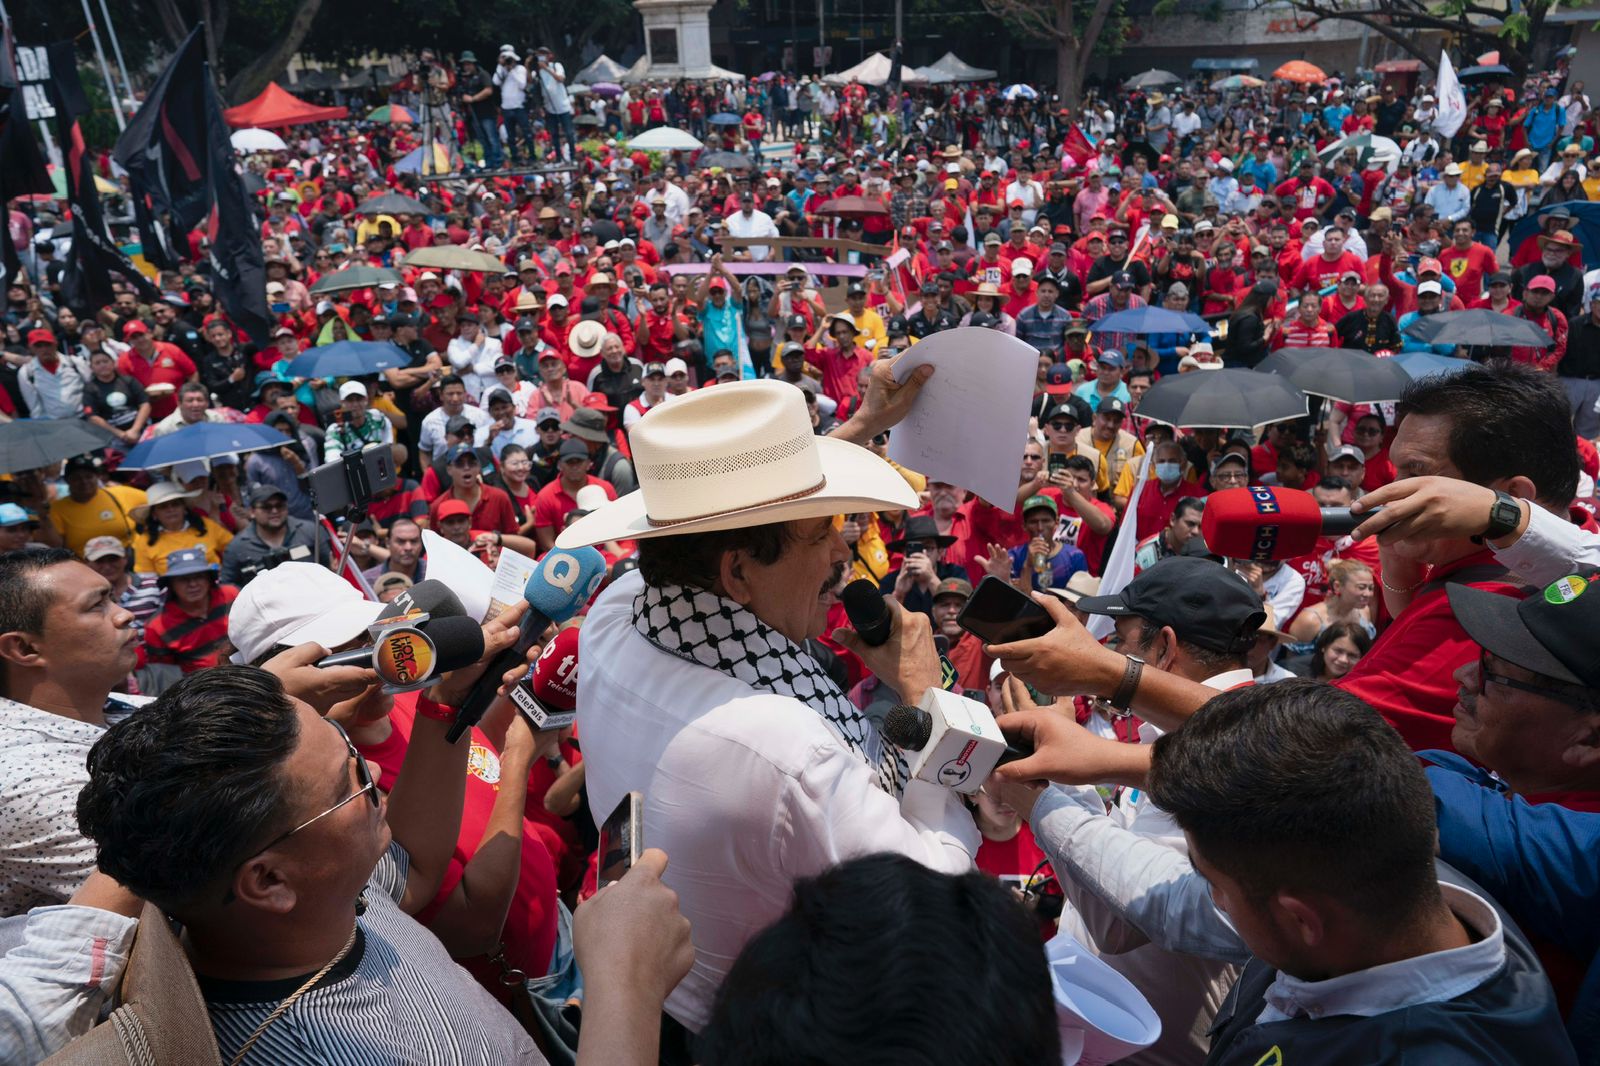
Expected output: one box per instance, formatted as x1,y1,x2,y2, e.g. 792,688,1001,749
1049,445,1111,494
50,484,148,557
848,308,889,355
132,520,234,576
1459,160,1489,189
1077,429,1145,497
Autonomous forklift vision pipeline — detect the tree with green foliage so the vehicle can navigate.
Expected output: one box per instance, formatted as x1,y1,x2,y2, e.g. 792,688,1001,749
980,0,1122,107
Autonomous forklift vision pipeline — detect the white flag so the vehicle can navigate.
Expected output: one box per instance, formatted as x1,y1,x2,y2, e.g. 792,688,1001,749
1434,51,1469,139
1086,446,1152,640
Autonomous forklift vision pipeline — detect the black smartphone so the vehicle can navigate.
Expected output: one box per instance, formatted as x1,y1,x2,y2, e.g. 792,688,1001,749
596,791,643,890
305,444,398,515
957,576,1056,645
1048,452,1068,476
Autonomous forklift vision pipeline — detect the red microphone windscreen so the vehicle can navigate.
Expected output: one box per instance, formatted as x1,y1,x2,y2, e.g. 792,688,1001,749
1201,486,1324,561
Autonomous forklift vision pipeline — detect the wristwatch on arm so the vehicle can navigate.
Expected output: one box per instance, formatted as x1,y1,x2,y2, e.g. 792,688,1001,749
1473,490,1524,546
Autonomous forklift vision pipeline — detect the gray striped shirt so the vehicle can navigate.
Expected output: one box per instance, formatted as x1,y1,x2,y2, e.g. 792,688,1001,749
201,844,546,1065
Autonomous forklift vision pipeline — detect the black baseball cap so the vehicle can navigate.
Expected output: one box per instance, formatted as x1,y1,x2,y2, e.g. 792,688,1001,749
1449,573,1600,687
786,313,807,330
1076,557,1265,653
247,483,289,506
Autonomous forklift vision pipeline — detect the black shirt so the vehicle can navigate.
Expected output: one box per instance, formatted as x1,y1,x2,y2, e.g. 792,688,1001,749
457,67,497,119
83,373,149,430
1088,256,1152,292
906,304,960,339
1334,309,1403,353
200,345,257,412
1562,315,1600,379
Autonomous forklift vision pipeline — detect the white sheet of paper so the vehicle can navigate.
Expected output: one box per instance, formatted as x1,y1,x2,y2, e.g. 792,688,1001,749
886,326,1036,510
487,545,538,620
420,529,494,622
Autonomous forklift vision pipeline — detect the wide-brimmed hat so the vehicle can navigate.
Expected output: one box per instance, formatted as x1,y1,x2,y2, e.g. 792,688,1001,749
568,319,606,358
555,380,919,547
885,514,959,553
131,481,200,521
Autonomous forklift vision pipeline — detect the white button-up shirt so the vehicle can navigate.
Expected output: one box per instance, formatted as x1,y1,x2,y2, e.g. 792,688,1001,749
723,208,780,261
578,571,979,1030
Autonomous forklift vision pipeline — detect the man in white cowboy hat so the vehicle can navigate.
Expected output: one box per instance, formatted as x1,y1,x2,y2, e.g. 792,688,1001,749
559,366,980,1031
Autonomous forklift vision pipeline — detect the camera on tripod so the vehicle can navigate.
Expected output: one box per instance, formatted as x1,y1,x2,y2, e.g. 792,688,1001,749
306,444,397,520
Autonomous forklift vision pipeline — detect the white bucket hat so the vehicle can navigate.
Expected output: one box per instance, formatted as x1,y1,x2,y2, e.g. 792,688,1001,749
568,319,606,359
130,481,200,521
556,380,919,547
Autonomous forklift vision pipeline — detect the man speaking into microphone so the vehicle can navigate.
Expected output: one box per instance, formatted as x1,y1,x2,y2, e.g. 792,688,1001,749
558,364,982,1034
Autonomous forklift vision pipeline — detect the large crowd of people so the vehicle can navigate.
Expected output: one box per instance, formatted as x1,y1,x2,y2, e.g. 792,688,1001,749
2,35,1600,1066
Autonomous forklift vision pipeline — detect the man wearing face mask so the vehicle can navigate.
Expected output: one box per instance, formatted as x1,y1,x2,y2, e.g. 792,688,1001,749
1134,438,1205,541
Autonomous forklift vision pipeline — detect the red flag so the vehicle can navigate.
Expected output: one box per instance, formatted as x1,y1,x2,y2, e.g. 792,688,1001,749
1063,124,1096,168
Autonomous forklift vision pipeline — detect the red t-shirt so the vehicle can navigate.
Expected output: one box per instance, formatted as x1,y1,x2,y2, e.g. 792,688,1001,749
1290,251,1365,295
1273,176,1336,220
118,342,197,421
1438,242,1499,305
807,344,872,406
1058,498,1116,575
1288,533,1381,609
430,484,519,535
356,694,560,999
1135,475,1206,541
1333,550,1518,753
532,475,617,533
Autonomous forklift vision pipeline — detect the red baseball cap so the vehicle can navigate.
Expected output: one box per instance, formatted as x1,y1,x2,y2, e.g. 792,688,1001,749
26,328,56,346
435,499,472,520
122,320,150,338
1417,257,1443,276
1527,274,1557,292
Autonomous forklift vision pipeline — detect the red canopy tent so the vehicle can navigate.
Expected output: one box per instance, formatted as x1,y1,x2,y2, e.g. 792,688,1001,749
223,83,348,129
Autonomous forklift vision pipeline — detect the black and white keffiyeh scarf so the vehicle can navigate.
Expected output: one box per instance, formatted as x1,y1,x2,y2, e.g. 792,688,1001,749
633,581,908,797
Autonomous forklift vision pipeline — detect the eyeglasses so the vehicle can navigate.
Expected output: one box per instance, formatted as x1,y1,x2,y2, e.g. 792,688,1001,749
1211,470,1249,485
248,720,378,860
1478,648,1585,705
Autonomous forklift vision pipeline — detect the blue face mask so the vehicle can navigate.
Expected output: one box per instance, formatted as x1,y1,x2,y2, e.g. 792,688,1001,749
1155,461,1182,483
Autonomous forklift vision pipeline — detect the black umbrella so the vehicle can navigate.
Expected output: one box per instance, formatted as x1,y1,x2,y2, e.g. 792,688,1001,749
1255,347,1414,404
309,265,404,295
700,151,756,170
1401,309,1552,348
357,191,430,216
0,419,118,474
1457,64,1513,82
1136,368,1307,429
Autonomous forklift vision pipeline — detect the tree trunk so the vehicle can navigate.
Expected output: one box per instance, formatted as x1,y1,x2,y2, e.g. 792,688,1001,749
1075,0,1116,101
225,0,324,105
1054,0,1081,109
144,0,191,49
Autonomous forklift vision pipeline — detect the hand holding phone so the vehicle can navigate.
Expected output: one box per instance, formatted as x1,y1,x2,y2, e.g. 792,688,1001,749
957,576,1056,645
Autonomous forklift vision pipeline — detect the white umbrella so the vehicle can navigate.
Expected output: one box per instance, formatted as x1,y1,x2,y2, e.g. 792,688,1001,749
230,128,287,153
628,127,704,151
1318,131,1402,172
1002,83,1039,101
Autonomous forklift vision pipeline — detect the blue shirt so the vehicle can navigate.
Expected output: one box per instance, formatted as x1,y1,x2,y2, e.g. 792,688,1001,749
1015,304,1075,354
1238,157,1278,190
698,295,751,378
1425,750,1600,1055
1526,103,1560,150
1008,542,1087,591
1072,379,1132,412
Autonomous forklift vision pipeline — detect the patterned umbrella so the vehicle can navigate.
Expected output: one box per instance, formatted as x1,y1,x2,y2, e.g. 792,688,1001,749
1273,61,1326,85
366,104,416,124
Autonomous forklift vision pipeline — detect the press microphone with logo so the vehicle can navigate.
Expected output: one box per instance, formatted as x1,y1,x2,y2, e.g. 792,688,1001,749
1200,486,1370,562
446,545,607,744
316,580,470,669
878,695,1027,795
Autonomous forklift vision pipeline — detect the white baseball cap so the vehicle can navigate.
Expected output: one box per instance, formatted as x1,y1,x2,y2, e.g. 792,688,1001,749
1417,280,1443,296
663,357,689,375
228,562,386,666
339,380,368,400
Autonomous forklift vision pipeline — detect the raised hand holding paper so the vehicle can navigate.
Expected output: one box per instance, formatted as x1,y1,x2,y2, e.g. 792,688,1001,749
885,327,1037,510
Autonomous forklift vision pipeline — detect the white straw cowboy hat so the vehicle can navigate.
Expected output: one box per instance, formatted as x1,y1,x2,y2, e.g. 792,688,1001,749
555,380,918,547
568,319,607,359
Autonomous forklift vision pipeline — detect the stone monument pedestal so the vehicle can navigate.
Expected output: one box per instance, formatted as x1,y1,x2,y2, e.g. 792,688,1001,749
631,0,738,80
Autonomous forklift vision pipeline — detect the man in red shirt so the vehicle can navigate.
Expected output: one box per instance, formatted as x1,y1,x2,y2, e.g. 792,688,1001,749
807,314,873,407
1134,438,1206,541
1288,227,1364,298
143,546,237,674
531,438,618,551
1334,362,1579,755
117,320,197,421
1273,160,1334,221
930,577,993,692
428,445,519,535
1289,472,1381,609
1439,219,1499,305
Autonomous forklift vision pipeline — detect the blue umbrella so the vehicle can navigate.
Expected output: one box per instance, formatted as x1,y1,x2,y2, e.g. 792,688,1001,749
120,423,291,471
1507,201,1600,269
1390,350,1472,380
287,340,413,379
1089,306,1211,336
708,112,742,126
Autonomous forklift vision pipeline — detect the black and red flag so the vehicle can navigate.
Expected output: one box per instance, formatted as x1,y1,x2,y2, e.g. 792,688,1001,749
0,21,52,289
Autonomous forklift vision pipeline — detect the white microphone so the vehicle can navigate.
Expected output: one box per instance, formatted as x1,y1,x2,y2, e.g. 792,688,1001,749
880,689,1011,795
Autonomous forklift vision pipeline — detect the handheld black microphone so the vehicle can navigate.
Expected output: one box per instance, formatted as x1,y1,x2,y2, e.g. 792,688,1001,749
315,580,470,669
841,578,893,646
446,546,607,743
362,615,485,692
